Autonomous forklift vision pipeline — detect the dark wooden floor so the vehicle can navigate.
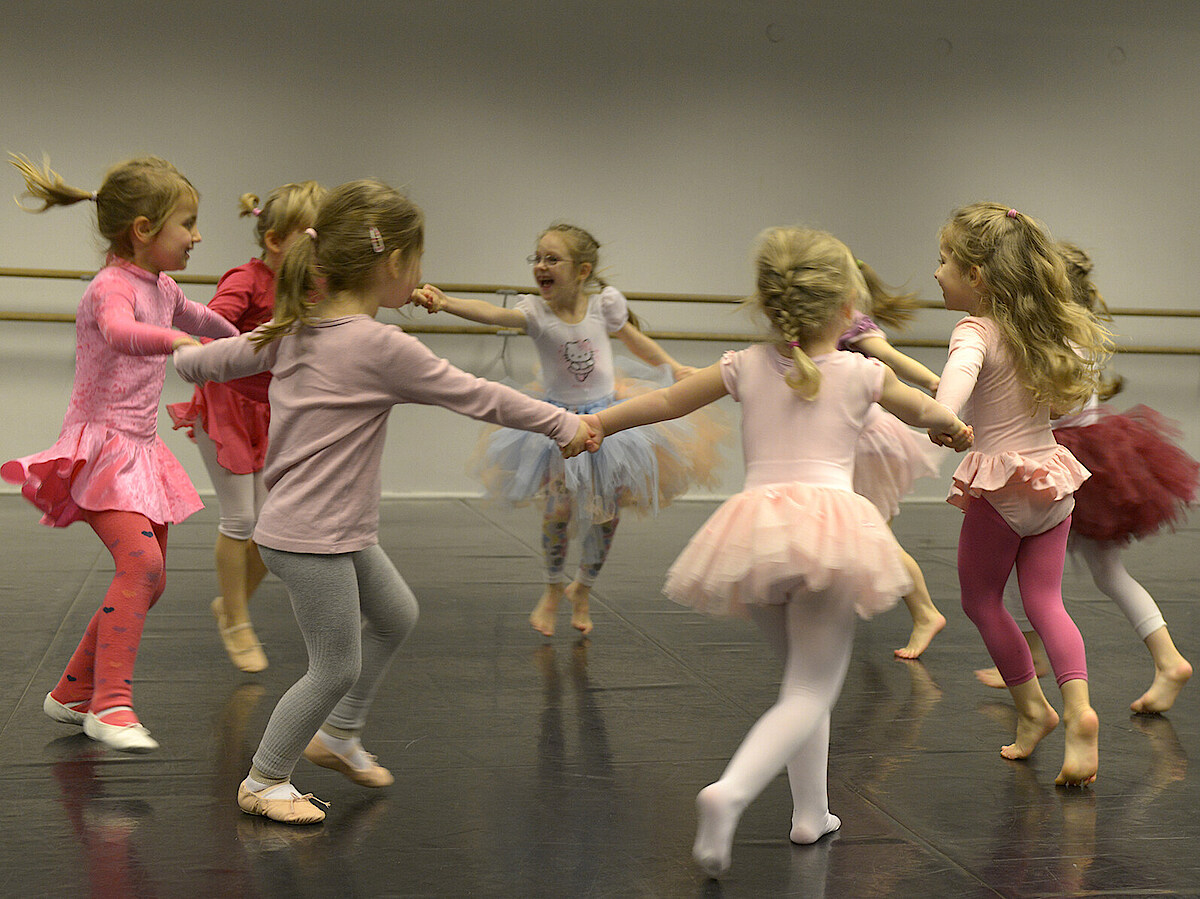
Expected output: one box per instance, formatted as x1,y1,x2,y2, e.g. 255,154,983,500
1,495,1197,898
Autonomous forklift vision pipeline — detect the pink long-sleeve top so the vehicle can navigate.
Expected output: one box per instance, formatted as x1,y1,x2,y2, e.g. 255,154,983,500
174,314,581,553
936,315,1088,535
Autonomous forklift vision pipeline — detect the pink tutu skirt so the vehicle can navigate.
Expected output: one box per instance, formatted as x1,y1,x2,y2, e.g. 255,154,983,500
853,405,944,519
1054,405,1198,544
166,380,270,475
664,482,911,620
1,421,203,527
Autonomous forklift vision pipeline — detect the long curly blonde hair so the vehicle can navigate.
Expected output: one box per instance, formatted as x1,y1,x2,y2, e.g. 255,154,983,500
939,203,1112,413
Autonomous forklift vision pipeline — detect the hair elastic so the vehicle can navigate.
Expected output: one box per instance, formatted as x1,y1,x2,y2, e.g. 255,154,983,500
1006,208,1019,218
369,226,385,253
252,207,262,217
787,340,802,348
89,191,98,202
304,227,318,240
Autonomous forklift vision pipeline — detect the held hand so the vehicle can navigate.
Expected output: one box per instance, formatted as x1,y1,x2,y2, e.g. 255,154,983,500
172,336,201,351
580,412,605,453
929,421,973,452
411,284,447,313
561,420,591,459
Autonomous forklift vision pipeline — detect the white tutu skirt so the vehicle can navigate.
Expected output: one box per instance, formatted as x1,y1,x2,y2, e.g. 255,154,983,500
664,482,912,620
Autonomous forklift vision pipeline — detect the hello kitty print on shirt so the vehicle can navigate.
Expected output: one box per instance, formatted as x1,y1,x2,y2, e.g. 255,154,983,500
563,339,596,382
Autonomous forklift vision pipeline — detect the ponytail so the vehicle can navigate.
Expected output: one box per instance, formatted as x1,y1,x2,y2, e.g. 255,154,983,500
252,229,319,348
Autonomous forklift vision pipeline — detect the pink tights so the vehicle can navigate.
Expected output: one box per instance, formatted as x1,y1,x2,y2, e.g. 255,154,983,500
958,498,1087,687
50,510,168,715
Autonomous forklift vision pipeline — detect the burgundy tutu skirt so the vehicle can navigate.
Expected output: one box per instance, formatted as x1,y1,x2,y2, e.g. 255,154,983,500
1053,405,1198,544
663,483,911,620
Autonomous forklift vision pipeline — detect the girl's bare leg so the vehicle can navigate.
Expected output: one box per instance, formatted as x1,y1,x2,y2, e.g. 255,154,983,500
894,549,946,659
1000,676,1059,761
1131,626,1192,714
1056,678,1099,786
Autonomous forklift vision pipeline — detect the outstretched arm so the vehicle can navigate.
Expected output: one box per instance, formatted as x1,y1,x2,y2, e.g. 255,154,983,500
854,334,939,393
412,284,527,330
611,322,696,381
587,362,727,449
878,367,972,451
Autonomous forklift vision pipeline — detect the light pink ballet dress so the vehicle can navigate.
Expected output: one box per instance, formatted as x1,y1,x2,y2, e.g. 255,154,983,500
2,259,238,526
838,311,941,519
664,344,912,618
937,316,1090,537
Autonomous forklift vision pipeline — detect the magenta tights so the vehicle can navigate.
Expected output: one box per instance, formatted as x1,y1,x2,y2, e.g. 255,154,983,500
958,498,1087,687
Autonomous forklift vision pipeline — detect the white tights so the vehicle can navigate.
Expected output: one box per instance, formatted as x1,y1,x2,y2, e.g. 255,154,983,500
1004,535,1165,640
693,588,855,876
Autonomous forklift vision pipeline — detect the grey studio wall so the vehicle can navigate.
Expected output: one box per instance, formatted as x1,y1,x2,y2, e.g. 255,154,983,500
1,1,1197,500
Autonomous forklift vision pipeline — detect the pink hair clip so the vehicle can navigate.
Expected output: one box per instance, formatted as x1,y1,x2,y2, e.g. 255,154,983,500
304,227,318,240
252,207,262,217
369,226,385,253
1006,208,1019,218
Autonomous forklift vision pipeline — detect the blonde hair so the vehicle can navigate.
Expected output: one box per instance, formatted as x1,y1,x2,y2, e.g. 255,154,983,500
253,179,424,348
752,226,862,399
238,181,325,253
10,153,197,259
939,202,1112,413
856,260,919,330
1057,240,1124,401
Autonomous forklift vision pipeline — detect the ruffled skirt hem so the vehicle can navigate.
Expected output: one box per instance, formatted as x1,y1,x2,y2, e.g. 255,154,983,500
165,382,269,475
947,445,1089,512
663,483,911,620
1,422,202,527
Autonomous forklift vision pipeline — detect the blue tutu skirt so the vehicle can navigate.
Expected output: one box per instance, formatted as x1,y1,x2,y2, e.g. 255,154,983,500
473,369,727,524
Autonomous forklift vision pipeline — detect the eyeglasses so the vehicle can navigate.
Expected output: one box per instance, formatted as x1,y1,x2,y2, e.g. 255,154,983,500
526,254,573,267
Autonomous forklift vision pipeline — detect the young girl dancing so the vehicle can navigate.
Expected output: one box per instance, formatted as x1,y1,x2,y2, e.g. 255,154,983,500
838,267,947,658
416,224,720,638
581,226,970,877
974,242,1196,713
2,154,238,752
934,204,1112,787
168,181,325,673
174,180,590,824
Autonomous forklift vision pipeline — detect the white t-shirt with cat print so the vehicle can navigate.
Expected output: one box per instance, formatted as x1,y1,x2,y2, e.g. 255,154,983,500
515,286,629,407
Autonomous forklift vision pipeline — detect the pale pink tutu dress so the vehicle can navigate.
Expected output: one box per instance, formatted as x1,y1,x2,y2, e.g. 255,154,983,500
664,345,912,619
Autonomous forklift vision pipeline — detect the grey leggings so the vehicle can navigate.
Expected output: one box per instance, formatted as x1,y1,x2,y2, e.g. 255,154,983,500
253,544,419,781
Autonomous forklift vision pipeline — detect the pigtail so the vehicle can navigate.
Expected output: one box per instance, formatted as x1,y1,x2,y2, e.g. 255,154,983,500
253,229,318,348
786,342,822,399
238,193,261,218
857,260,918,330
10,153,95,211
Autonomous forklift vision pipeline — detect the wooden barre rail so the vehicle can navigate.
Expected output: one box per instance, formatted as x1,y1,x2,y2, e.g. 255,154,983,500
1,312,1195,355
2,266,1198,319
1,267,1197,354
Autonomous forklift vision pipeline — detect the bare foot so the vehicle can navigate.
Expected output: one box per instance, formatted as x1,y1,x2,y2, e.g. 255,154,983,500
1056,706,1099,786
1130,659,1192,715
1001,701,1059,760
565,582,593,635
974,657,1052,689
529,585,563,637
894,610,946,659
